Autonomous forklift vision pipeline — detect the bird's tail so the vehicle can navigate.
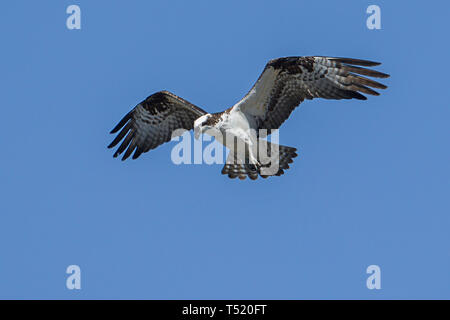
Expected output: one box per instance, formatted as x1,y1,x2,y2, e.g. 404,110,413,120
221,142,298,180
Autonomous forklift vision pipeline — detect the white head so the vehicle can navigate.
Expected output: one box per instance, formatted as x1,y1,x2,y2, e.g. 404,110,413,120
194,113,217,139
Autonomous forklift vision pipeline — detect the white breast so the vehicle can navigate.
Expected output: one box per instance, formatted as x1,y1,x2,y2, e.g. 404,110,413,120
216,109,258,150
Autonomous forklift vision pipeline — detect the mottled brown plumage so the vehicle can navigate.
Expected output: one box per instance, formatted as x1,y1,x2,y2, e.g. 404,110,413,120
203,113,222,127
108,91,206,160
239,56,389,134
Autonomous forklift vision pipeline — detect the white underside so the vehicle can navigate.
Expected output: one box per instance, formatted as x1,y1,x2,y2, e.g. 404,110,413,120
197,67,280,166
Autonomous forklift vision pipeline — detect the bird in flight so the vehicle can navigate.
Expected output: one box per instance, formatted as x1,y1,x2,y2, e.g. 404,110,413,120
108,56,389,180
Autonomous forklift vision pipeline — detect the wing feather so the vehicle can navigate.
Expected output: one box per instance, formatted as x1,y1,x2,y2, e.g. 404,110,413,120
108,90,207,160
237,56,390,132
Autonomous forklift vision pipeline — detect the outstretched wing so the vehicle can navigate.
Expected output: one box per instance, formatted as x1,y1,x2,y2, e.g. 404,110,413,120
237,56,390,131
108,90,206,160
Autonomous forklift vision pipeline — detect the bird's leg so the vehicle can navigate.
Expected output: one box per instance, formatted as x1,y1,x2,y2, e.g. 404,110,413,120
246,140,261,167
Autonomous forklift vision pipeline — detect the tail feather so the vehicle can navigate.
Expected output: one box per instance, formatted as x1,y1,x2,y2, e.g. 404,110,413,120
221,143,298,180
221,162,259,180
260,144,298,178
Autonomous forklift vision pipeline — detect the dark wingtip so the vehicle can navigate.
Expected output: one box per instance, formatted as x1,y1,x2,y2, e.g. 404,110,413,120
345,90,367,100
110,111,133,134
132,151,142,160
121,151,131,161
376,72,390,79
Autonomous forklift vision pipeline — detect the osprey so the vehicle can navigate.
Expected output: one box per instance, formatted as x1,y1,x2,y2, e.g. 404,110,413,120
108,56,389,180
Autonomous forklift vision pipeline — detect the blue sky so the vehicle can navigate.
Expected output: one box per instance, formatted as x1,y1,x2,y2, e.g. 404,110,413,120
0,0,449,299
